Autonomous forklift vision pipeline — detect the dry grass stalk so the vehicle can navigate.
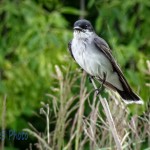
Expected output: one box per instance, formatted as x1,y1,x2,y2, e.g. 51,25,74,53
24,65,149,150
75,72,89,150
90,78,122,150
23,129,52,150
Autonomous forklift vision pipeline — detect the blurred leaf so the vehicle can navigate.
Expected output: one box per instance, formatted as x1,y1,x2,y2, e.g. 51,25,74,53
60,7,80,15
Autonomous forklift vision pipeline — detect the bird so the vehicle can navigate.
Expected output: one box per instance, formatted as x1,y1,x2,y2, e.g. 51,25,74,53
68,19,144,104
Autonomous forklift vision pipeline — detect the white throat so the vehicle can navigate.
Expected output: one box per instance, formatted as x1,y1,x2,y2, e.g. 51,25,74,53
73,30,94,40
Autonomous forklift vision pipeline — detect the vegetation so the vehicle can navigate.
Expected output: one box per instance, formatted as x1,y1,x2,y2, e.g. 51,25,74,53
0,0,149,149
24,66,150,150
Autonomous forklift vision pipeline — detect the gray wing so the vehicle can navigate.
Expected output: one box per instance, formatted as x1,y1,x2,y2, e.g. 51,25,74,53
68,41,75,60
94,37,132,92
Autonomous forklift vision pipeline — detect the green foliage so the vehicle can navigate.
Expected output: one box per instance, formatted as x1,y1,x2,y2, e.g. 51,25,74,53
0,0,149,149
0,0,72,128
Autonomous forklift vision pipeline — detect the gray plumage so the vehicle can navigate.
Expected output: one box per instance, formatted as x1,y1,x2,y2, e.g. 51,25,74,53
68,19,143,104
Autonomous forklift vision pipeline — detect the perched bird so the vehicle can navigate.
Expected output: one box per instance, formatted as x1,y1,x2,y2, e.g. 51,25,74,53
68,19,143,104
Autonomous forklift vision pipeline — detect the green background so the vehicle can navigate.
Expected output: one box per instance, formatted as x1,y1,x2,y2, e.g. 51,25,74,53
0,0,149,149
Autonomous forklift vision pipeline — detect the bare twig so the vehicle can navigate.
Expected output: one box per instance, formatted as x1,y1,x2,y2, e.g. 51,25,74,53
90,78,122,150
46,104,50,144
40,104,50,145
80,0,85,19
24,129,52,150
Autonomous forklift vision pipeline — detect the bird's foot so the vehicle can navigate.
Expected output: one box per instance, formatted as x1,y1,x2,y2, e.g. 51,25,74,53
89,76,94,83
95,73,106,96
94,87,103,96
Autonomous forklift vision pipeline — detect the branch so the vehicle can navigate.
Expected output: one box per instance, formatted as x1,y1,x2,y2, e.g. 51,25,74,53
80,0,85,19
90,78,122,150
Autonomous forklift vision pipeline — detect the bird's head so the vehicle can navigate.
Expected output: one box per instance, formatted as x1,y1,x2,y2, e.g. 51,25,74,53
73,19,94,39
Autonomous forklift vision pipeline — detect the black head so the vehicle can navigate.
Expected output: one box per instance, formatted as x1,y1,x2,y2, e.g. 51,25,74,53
73,19,94,32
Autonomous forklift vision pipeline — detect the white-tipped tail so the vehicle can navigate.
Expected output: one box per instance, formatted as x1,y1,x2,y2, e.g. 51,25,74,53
117,89,144,105
122,99,144,105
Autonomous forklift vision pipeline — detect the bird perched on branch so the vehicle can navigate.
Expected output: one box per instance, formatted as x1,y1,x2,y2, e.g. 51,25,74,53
68,19,143,104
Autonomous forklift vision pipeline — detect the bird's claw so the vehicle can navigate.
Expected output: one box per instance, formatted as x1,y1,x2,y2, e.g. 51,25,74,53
89,76,94,83
94,88,102,96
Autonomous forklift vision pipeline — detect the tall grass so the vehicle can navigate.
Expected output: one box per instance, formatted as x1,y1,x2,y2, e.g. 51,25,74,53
24,63,150,150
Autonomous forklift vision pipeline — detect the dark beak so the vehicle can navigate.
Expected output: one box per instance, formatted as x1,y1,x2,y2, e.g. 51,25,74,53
73,26,83,32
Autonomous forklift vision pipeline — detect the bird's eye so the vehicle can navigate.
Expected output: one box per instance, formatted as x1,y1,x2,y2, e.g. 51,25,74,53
85,24,88,28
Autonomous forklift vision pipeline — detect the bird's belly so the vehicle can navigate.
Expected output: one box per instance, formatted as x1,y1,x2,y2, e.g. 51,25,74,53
72,41,112,78
71,39,123,90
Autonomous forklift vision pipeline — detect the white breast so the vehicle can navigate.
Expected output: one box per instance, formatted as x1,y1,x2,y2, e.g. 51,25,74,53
72,37,109,78
71,33,123,90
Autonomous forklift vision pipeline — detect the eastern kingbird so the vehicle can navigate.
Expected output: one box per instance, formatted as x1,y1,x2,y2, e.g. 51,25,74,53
68,19,143,104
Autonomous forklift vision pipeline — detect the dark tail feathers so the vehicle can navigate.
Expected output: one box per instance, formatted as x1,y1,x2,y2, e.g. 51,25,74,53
117,89,144,104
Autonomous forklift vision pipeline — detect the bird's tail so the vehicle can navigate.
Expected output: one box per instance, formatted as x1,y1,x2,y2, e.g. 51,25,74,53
117,89,144,104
